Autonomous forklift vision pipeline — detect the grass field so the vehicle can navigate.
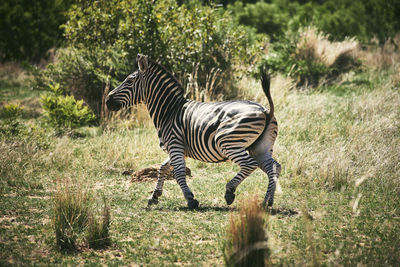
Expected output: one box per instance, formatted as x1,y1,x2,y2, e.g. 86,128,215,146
0,65,399,265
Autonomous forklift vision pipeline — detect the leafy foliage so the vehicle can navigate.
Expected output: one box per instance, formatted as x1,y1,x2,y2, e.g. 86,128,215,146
262,28,360,88
40,83,96,129
228,1,289,42
35,0,263,115
0,102,23,119
228,0,400,44
0,103,25,136
36,47,129,117
263,34,328,88
63,0,258,76
0,0,74,62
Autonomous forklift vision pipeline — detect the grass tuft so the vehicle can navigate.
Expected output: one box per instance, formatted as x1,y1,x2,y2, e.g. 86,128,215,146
86,199,111,249
354,34,400,70
298,27,359,68
302,207,321,267
224,196,269,267
52,182,90,252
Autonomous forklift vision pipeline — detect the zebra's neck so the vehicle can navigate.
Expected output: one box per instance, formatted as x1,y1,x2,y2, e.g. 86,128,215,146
144,62,187,130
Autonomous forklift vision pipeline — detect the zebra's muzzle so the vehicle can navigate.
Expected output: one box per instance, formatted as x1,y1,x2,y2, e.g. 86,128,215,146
105,94,122,111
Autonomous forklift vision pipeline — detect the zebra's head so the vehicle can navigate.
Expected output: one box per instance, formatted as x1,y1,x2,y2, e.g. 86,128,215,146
105,54,148,111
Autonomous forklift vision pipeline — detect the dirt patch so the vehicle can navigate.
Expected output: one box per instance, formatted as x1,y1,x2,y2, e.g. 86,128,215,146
131,164,192,182
0,215,17,223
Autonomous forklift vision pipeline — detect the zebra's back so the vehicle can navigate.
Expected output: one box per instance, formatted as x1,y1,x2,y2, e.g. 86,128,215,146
180,100,268,163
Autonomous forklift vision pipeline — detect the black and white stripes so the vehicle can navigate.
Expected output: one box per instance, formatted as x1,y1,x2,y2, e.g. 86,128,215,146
106,54,281,209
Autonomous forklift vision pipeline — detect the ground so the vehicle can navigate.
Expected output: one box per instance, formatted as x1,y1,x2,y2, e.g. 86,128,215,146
0,67,399,265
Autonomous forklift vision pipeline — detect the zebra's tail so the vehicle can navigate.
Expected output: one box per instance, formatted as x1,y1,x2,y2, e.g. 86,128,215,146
260,66,274,117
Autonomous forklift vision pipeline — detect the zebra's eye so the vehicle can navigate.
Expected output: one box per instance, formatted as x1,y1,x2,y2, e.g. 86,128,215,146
126,79,134,86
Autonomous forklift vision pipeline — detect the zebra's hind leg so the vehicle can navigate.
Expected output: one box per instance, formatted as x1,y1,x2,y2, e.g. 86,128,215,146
251,153,281,207
223,149,258,205
147,158,170,207
248,115,280,207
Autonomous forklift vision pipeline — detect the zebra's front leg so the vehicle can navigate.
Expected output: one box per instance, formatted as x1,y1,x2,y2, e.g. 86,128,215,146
260,157,281,207
147,158,170,207
170,153,199,210
224,150,258,205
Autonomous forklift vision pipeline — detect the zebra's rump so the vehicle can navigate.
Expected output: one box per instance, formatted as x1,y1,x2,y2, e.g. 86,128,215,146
181,100,268,163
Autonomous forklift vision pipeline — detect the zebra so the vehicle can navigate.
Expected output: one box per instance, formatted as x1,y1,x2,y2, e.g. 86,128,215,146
106,54,281,209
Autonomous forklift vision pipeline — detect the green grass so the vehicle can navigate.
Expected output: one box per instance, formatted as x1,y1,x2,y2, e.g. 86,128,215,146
0,68,399,265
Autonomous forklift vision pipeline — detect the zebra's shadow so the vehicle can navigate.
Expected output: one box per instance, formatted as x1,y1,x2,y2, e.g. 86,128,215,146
147,205,298,217
148,205,236,212
267,207,299,217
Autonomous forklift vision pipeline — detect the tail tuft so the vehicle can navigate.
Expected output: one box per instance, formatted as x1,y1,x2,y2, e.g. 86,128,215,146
260,66,274,116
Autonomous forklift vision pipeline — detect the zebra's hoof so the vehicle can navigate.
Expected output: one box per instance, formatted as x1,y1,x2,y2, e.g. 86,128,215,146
153,189,162,198
148,198,159,206
225,192,235,205
188,198,199,210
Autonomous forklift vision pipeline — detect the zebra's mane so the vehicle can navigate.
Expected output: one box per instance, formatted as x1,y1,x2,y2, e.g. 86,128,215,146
147,58,185,96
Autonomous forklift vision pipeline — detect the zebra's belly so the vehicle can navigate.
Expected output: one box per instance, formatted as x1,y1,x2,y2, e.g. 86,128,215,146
184,138,228,163
182,100,268,163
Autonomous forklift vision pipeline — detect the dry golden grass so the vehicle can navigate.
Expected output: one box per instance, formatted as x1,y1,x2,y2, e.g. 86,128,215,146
354,34,400,70
1,45,399,265
0,62,28,82
224,196,269,267
238,65,400,195
237,73,294,111
298,27,359,67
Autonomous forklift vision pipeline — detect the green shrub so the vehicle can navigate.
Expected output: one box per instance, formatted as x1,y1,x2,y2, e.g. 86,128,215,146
228,1,288,42
262,28,360,88
230,0,400,44
0,102,51,155
34,0,263,114
0,103,26,136
262,33,328,88
40,83,96,129
0,0,74,62
63,0,257,78
0,102,23,119
36,47,128,117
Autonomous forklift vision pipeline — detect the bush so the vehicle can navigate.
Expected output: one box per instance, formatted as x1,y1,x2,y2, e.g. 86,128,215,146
0,102,23,118
223,196,269,267
63,0,258,79
0,0,74,62
263,28,360,88
228,1,288,42
0,103,26,137
40,83,97,129
36,47,129,117
35,0,263,116
229,0,400,44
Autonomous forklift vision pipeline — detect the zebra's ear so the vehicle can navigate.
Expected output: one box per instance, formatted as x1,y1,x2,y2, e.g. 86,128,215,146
137,54,148,72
